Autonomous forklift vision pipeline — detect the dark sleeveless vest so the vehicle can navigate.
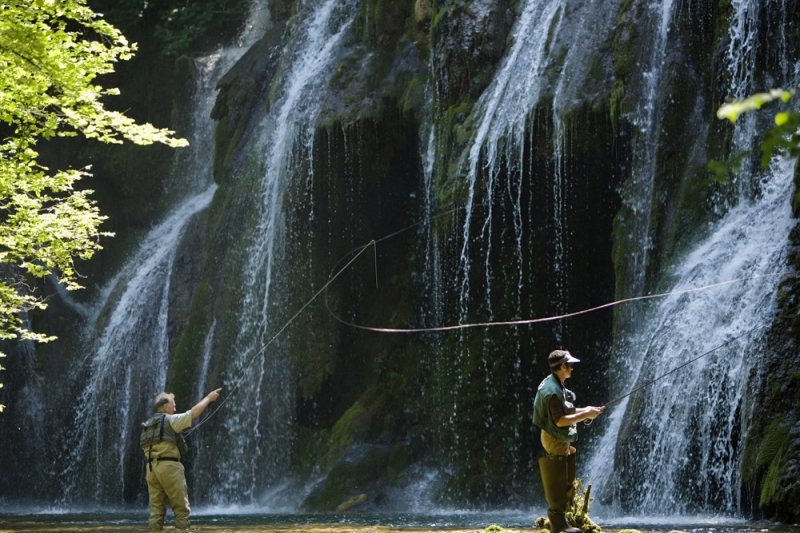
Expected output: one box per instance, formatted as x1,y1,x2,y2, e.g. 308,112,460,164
532,373,578,442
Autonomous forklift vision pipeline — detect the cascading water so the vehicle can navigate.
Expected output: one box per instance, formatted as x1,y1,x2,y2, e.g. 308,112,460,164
425,0,620,500
205,0,358,503
586,0,798,519
48,6,270,504
587,154,796,517
455,0,564,316
424,0,570,499
3,0,799,519
609,0,676,368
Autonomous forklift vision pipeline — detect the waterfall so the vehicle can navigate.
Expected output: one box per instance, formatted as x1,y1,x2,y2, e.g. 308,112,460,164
57,187,216,502
4,0,799,515
455,0,564,316
588,155,795,517
610,0,676,369
49,4,270,504
208,0,357,502
586,0,798,518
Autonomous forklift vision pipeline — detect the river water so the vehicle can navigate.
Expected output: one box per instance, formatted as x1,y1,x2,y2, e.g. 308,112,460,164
0,511,796,533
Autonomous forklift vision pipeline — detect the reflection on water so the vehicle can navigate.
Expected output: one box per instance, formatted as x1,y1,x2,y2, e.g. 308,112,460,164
0,512,796,533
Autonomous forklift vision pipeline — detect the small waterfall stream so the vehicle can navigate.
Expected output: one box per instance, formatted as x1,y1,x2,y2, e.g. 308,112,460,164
52,6,269,504
587,156,795,517
208,0,358,502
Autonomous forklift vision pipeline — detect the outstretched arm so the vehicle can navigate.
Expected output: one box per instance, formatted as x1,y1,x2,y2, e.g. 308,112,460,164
191,388,222,419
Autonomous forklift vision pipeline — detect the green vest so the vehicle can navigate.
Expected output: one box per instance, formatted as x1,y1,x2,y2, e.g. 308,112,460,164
532,373,578,443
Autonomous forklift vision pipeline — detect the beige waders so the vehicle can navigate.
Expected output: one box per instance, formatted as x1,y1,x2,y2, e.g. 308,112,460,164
146,458,190,530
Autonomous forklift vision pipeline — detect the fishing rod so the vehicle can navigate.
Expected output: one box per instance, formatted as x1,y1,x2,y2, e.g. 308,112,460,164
184,239,377,435
599,325,761,409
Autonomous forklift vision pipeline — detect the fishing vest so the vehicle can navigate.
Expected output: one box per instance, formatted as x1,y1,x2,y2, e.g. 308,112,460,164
532,373,578,443
140,413,189,457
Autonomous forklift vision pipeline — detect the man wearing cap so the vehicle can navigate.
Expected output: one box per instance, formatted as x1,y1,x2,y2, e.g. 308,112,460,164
533,350,604,533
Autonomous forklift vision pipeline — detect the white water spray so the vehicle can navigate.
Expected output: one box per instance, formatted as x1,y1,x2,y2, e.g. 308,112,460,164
54,4,269,503
587,0,797,518
211,0,357,502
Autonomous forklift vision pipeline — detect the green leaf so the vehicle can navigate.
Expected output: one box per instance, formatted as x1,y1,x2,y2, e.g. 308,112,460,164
775,112,790,126
716,89,796,123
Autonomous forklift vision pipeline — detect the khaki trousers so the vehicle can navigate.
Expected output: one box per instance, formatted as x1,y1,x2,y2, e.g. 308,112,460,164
146,460,190,530
540,430,576,457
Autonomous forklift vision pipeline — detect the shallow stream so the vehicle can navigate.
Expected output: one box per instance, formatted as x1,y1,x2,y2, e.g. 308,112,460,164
0,511,796,533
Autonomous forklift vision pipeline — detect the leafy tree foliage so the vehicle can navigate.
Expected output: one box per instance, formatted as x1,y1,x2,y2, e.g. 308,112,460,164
0,0,188,409
710,89,800,181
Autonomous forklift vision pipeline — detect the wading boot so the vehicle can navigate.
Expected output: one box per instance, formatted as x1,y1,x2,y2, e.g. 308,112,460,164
539,454,581,533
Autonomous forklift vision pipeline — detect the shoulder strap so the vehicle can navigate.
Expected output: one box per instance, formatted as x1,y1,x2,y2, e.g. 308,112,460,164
147,414,167,472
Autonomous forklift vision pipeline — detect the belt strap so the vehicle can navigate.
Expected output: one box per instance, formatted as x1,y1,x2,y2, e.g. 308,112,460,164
150,457,180,463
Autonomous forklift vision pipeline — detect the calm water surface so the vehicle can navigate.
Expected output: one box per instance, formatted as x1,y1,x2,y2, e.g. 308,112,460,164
0,511,796,533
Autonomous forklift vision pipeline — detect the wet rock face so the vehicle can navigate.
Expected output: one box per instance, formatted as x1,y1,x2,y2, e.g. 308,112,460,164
211,33,284,184
431,0,515,107
167,210,208,355
751,221,800,523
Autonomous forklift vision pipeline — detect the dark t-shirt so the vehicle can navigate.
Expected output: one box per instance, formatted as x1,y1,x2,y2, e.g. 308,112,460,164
548,387,576,422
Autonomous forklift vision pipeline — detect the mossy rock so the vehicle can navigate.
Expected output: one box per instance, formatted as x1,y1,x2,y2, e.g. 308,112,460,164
302,444,413,511
757,418,792,469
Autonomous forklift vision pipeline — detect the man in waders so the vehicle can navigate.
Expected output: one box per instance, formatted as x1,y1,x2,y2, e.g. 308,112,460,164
533,350,604,533
141,388,221,531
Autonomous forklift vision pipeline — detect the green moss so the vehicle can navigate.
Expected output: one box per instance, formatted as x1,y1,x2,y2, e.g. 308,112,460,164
757,418,792,469
353,0,411,47
325,401,365,466
543,6,562,56
167,278,213,402
609,80,626,134
760,444,786,507
399,70,430,116
433,98,477,209
612,4,638,87
302,445,413,511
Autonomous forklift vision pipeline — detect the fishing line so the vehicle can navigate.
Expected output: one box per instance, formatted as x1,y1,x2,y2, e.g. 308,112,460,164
185,195,791,432
325,271,793,333
185,202,479,433
596,298,800,414
185,239,377,435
